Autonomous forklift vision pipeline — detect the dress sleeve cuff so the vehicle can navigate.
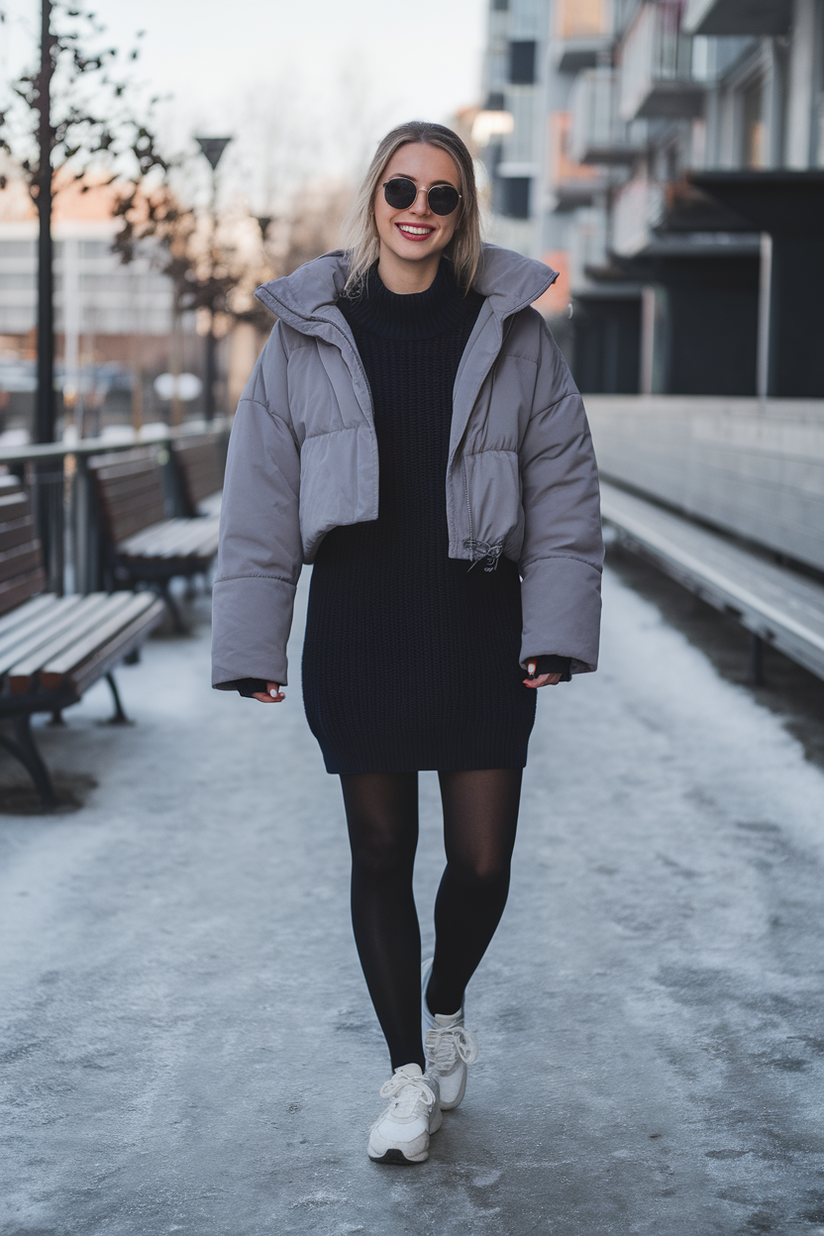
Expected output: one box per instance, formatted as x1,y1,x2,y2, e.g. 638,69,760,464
532,655,571,681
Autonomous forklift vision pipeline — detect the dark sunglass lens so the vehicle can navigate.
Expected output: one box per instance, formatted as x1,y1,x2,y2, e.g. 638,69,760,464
428,186,460,215
384,178,417,209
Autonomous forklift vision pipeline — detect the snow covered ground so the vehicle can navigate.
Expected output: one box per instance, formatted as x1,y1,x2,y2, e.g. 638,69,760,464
1,561,822,1235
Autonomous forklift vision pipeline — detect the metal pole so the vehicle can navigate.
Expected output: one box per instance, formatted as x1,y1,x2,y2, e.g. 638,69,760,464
204,170,218,426
35,0,55,445
195,138,232,427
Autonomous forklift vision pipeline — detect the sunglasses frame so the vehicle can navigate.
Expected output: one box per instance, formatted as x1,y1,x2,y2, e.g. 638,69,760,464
381,177,462,217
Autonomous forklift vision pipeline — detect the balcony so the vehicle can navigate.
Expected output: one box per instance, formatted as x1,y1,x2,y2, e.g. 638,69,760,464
611,177,666,255
570,68,648,164
568,207,610,288
682,0,791,34
548,112,608,211
619,1,705,120
553,0,612,72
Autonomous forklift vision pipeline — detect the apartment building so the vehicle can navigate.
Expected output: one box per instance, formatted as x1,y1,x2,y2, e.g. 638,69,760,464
476,0,824,396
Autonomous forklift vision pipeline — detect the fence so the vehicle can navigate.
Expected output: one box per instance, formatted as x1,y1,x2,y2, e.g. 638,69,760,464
0,422,230,599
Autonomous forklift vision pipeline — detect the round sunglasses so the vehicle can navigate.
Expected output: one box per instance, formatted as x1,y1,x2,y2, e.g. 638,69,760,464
382,177,462,217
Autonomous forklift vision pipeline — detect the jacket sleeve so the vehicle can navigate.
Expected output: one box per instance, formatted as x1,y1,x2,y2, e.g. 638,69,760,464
518,324,603,674
211,329,302,689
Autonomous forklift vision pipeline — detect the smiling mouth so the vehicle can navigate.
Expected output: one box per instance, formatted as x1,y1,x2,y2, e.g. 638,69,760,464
396,223,434,238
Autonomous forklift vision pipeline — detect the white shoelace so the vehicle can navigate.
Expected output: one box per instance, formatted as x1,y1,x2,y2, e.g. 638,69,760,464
379,1069,438,1118
424,1023,479,1070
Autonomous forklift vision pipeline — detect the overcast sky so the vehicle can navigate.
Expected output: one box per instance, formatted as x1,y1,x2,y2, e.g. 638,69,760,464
1,0,487,203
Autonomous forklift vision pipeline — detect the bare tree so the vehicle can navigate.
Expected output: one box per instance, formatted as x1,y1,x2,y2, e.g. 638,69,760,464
0,1,168,442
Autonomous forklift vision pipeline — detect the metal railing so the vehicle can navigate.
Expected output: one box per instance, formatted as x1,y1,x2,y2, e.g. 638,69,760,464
570,67,648,165
1,420,230,598
619,0,703,120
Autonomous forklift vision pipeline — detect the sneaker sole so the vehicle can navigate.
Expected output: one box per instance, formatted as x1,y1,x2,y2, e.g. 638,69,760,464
369,1146,429,1165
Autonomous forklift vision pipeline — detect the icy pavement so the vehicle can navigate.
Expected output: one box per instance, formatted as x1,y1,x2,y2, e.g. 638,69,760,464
1,562,823,1236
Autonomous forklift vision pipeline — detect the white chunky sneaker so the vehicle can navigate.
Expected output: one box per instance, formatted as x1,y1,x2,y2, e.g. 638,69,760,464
367,1063,442,1165
421,959,479,1111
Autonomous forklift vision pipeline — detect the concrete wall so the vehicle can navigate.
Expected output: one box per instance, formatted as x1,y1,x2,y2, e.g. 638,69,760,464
585,394,824,572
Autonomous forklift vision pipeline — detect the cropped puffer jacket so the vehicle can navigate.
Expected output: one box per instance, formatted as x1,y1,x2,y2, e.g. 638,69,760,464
211,244,603,688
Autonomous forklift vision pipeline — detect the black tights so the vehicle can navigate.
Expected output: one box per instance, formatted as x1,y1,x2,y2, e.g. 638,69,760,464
340,769,522,1071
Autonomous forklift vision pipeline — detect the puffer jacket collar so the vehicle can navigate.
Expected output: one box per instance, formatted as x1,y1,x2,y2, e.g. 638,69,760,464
254,245,558,455
254,244,556,337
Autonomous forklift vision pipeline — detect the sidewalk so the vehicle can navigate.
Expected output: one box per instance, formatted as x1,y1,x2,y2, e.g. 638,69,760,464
1,565,823,1236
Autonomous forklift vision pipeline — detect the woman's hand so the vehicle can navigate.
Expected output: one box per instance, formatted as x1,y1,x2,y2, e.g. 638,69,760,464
523,661,562,689
252,682,285,703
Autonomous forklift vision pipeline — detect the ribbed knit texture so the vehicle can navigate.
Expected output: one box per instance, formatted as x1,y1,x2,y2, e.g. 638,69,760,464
301,259,538,773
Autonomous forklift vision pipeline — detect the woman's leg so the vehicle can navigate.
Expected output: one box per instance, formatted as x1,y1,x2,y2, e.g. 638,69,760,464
426,768,523,1017
340,771,425,1071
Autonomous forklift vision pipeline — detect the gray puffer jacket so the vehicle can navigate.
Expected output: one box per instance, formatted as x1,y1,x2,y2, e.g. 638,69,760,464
211,244,603,689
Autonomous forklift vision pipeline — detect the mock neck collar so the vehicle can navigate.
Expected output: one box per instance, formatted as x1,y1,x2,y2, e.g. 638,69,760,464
339,258,471,341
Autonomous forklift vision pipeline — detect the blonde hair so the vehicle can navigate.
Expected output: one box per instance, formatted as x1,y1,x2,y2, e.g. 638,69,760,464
341,121,481,297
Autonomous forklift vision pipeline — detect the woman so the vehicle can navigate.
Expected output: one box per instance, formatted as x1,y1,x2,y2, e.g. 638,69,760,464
212,121,602,1165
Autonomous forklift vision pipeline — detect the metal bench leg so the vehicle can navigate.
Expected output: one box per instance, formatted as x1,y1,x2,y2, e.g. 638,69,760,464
105,672,131,725
749,633,765,687
160,581,188,636
0,715,59,808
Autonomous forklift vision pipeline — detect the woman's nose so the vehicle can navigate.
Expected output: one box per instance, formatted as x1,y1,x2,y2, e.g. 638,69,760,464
410,188,431,215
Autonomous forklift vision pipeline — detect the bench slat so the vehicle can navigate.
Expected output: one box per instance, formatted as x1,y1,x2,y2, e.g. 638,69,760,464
0,593,58,640
0,540,43,585
68,597,167,697
0,567,47,617
8,599,137,693
155,520,219,559
117,518,179,554
139,520,215,559
0,513,38,556
0,594,78,664
38,593,161,689
173,437,224,512
0,489,30,514
88,449,159,480
2,594,117,681
119,517,219,560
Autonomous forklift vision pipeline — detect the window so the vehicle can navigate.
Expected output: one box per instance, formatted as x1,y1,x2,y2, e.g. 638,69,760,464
492,0,509,10
496,176,531,219
509,41,536,86
0,241,35,259
80,240,113,258
741,79,764,167
485,91,505,111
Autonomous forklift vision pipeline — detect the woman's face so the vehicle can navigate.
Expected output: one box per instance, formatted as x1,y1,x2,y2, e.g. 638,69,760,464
373,143,462,272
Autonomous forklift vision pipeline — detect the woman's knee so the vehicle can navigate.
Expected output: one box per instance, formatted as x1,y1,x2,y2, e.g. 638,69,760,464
348,815,417,878
446,851,511,890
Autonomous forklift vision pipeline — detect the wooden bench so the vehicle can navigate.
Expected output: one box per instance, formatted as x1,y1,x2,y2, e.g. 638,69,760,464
172,435,225,518
88,446,220,632
0,477,165,806
601,480,824,684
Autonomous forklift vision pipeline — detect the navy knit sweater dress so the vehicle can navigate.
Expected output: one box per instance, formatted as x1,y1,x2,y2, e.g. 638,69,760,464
299,259,554,775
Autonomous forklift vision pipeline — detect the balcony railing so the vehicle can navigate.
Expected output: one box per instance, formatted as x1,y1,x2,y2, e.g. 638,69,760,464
619,1,705,120
568,207,610,288
611,177,666,255
571,68,648,164
548,112,608,211
682,0,791,35
553,0,613,71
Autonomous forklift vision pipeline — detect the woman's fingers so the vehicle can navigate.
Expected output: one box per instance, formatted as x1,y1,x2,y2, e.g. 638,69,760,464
252,682,285,703
523,671,562,688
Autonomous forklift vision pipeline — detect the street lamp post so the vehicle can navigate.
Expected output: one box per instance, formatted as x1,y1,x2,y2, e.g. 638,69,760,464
35,0,56,446
195,136,232,425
